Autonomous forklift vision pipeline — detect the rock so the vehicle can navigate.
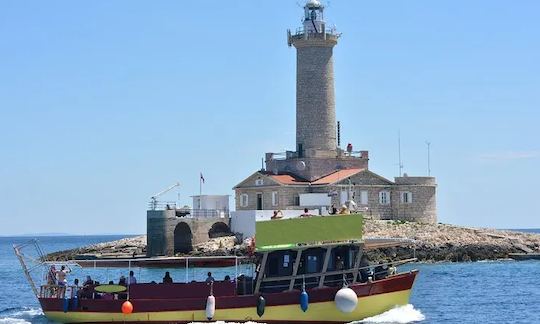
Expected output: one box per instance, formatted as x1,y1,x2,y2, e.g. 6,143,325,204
46,220,540,263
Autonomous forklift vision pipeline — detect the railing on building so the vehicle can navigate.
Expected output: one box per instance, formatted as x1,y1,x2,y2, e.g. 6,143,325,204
292,27,340,39
148,202,229,218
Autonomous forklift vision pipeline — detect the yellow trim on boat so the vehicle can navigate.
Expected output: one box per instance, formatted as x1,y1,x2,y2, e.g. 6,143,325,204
45,289,411,323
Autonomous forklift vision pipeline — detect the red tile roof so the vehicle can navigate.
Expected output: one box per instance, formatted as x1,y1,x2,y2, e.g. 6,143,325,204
265,168,364,186
267,173,308,185
311,168,364,185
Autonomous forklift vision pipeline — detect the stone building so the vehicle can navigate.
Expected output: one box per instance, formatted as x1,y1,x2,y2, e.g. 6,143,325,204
234,0,437,224
146,196,231,257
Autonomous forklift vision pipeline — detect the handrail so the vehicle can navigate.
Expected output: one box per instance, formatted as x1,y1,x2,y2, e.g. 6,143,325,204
260,258,416,283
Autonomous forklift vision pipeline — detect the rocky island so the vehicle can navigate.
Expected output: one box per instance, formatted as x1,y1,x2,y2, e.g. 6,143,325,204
45,220,540,263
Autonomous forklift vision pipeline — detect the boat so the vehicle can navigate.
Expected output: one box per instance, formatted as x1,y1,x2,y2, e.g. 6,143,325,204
508,253,540,261
14,214,418,323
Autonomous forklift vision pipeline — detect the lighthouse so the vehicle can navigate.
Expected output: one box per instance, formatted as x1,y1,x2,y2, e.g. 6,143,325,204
262,0,370,181
288,0,339,159
235,0,437,224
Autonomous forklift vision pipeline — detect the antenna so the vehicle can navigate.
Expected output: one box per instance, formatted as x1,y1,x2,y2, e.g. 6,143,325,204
398,131,403,177
426,141,431,176
337,121,341,147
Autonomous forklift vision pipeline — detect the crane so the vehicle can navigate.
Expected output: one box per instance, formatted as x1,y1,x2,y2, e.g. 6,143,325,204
149,182,180,210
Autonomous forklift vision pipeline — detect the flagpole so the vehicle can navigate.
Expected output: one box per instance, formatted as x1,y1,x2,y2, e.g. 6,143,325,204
199,173,203,209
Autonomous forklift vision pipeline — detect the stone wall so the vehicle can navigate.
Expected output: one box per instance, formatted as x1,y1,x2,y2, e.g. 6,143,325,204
146,209,231,257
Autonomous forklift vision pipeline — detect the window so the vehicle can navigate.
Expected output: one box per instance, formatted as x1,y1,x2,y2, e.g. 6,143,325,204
240,194,249,207
359,190,368,205
401,191,413,204
272,191,278,206
294,196,300,206
340,190,348,205
379,191,390,205
255,178,264,186
306,255,319,273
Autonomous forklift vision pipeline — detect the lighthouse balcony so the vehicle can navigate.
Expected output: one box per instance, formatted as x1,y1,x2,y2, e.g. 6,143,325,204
292,27,340,40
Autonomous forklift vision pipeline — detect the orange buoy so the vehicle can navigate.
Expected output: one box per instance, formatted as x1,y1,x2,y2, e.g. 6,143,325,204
122,301,133,314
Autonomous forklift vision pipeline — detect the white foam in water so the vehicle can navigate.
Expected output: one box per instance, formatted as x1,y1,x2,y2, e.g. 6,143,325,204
190,322,263,324
356,304,425,324
0,307,44,324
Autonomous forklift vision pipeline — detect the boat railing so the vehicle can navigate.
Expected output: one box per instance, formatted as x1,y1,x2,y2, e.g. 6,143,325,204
148,203,229,218
258,258,416,293
39,284,78,299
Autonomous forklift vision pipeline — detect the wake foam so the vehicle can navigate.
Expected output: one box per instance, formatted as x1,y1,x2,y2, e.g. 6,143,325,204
0,307,45,324
356,304,425,324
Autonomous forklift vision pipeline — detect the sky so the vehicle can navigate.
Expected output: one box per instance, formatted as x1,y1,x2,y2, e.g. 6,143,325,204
1,1,539,235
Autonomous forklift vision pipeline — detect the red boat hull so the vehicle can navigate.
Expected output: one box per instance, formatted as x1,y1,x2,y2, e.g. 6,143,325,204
40,271,417,323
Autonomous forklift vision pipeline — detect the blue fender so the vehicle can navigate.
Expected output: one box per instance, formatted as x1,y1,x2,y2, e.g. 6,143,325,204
62,297,69,313
300,291,309,312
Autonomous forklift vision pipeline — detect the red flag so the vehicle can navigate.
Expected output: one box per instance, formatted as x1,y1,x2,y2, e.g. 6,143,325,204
200,173,205,184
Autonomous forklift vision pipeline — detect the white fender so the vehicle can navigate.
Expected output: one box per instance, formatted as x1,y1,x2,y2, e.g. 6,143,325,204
206,295,216,320
334,287,358,313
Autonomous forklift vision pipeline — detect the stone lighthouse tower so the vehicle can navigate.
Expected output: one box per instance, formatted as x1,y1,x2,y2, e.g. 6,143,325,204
288,0,339,159
265,0,369,181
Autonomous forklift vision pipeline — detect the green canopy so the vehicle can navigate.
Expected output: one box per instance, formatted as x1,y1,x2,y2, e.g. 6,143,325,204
255,214,364,251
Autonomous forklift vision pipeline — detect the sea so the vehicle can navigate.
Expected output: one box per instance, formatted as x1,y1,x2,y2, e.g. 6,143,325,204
1,232,540,324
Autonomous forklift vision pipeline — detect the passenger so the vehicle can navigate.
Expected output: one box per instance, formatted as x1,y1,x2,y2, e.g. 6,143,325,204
72,278,80,298
388,263,397,276
83,275,94,287
373,261,388,280
127,271,137,285
47,266,57,285
338,205,350,215
56,265,70,286
300,208,311,218
358,255,370,283
224,275,231,282
46,266,57,297
119,275,127,286
56,265,70,297
163,272,173,284
271,210,283,220
335,255,345,271
205,272,215,283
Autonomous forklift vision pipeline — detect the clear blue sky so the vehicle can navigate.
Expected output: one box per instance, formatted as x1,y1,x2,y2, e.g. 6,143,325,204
1,1,539,235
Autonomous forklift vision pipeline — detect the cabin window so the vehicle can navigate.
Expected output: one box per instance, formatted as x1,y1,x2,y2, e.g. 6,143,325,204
268,257,279,276
306,255,319,273
328,246,350,271
379,191,390,205
272,191,278,206
359,190,368,205
240,194,249,207
401,191,412,204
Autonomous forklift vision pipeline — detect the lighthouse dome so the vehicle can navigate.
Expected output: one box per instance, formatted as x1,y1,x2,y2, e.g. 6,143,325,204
306,0,321,9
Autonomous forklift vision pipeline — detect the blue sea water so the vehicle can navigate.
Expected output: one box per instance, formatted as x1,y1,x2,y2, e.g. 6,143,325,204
1,234,540,323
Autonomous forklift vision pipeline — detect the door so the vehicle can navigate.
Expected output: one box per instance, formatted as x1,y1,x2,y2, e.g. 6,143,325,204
257,193,263,210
